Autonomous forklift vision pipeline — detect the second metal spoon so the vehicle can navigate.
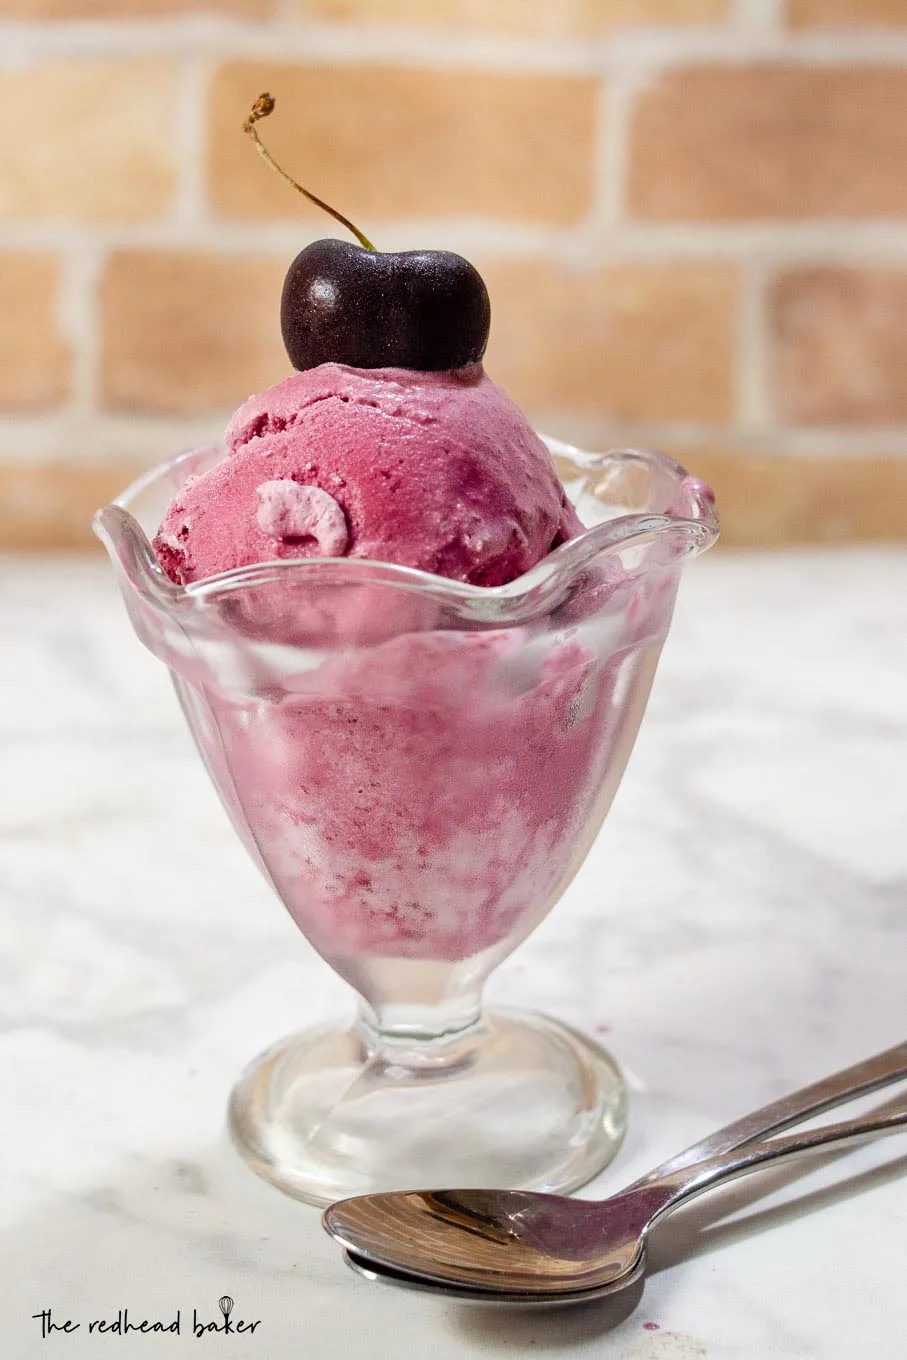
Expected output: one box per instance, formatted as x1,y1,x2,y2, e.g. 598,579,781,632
325,1040,907,1302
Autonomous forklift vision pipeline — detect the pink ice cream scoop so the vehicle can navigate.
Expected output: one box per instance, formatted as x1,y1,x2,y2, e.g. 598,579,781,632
154,363,582,588
148,358,625,965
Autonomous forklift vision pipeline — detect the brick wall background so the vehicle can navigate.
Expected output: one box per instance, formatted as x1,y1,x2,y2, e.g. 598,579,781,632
2,0,907,548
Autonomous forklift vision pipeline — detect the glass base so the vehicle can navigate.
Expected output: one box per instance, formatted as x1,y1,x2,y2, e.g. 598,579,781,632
227,1008,627,1207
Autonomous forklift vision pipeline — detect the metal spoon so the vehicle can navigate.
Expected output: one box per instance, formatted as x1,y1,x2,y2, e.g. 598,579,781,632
332,1101,907,1302
324,1041,907,1302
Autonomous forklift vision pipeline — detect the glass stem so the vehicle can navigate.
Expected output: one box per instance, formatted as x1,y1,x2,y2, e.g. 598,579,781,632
355,989,487,1073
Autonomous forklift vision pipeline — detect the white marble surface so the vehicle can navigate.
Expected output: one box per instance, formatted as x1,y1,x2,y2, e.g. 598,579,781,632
2,548,906,1360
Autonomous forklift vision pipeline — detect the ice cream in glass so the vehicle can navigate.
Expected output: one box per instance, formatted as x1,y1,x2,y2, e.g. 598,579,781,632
95,96,719,1205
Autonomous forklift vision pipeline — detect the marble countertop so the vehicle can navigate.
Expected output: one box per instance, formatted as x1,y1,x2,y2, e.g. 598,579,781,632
3,549,906,1360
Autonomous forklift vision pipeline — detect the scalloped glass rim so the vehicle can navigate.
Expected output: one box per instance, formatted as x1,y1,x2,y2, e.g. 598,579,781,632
93,435,719,617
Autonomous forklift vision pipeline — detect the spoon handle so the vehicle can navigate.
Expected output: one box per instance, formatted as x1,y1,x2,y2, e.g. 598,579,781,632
632,1040,907,1187
643,1092,907,1230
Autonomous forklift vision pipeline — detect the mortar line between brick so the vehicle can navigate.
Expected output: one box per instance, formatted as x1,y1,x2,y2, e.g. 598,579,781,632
594,70,635,232
5,22,907,70
172,56,208,229
3,413,907,466
8,225,907,270
0,20,599,71
58,248,103,423
7,222,907,264
732,0,784,30
738,261,773,431
522,423,907,458
0,413,227,466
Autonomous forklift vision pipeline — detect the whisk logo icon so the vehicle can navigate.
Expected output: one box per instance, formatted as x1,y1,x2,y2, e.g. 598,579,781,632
192,1294,261,1337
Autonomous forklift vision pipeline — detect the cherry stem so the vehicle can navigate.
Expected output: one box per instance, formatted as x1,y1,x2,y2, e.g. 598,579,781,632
242,93,377,252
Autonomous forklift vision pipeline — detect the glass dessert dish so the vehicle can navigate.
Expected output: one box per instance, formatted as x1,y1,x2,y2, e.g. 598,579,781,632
95,439,717,1207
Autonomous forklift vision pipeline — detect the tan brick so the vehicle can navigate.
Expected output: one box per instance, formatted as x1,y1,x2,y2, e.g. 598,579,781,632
0,0,268,15
629,66,907,220
0,463,131,551
0,60,177,223
297,0,727,33
677,450,907,546
481,259,738,423
101,252,290,415
210,64,597,226
790,0,907,27
770,268,907,427
0,255,69,410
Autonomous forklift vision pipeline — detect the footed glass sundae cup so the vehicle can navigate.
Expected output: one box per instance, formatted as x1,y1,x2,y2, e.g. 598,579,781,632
95,439,717,1206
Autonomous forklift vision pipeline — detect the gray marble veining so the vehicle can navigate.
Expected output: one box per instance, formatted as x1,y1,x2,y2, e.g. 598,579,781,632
2,549,906,1359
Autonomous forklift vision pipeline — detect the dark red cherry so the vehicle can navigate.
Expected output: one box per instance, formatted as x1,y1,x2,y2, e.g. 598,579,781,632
280,239,491,373
243,94,491,373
